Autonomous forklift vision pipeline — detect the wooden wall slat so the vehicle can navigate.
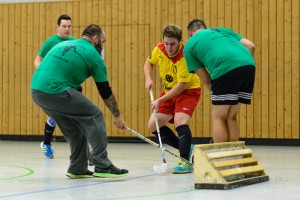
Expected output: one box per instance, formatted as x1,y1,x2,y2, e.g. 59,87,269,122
20,3,27,135
143,0,151,137
117,0,126,136
283,0,292,138
268,1,278,138
238,0,247,138
3,5,9,134
224,0,231,27
253,0,262,138
8,4,15,134
103,0,113,133
217,0,225,26
124,0,133,133
26,3,34,135
0,5,3,134
231,0,239,31
291,0,300,139
246,0,254,138
154,0,162,97
210,0,218,27
14,3,21,134
32,3,40,135
137,0,147,136
111,0,121,136
0,0,299,140
261,0,270,138
37,3,46,136
276,0,284,138
130,0,139,137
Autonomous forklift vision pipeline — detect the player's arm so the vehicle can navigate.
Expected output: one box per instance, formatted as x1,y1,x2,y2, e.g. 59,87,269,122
239,38,255,56
144,60,154,91
150,82,186,111
95,81,125,129
34,55,43,69
195,68,211,90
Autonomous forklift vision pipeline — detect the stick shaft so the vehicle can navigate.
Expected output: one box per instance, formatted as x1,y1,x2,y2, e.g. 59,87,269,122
149,90,166,163
126,127,192,165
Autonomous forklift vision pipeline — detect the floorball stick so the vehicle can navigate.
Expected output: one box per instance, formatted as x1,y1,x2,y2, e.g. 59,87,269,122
149,90,167,173
126,127,192,165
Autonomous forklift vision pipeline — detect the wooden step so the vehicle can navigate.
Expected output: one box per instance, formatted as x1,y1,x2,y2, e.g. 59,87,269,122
207,149,252,160
219,165,265,177
213,157,258,168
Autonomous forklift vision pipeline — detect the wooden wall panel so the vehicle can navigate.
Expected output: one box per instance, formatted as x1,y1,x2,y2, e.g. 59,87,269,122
2,4,9,134
283,0,292,138
291,0,299,139
261,0,269,138
276,0,285,138
0,4,3,134
0,0,299,140
269,1,278,138
253,0,262,138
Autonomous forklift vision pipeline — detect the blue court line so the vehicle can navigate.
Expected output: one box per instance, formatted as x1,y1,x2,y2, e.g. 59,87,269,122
0,173,165,199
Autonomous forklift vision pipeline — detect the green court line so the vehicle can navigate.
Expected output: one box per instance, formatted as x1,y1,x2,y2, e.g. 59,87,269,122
0,164,34,180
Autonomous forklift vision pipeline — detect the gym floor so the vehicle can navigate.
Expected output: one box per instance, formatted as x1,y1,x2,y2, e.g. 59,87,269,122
0,141,299,200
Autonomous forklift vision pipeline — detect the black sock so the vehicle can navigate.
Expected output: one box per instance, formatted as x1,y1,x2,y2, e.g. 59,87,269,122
152,126,179,149
176,124,192,160
44,119,56,145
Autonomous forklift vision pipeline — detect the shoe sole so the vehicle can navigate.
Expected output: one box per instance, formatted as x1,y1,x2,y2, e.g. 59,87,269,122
66,173,94,179
93,172,128,178
171,171,193,174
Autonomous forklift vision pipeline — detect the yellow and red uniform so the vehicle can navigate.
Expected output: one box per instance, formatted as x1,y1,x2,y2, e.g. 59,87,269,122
148,43,200,92
148,42,201,118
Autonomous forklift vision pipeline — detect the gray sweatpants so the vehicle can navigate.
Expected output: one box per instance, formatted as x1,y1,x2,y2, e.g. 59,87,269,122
32,88,112,174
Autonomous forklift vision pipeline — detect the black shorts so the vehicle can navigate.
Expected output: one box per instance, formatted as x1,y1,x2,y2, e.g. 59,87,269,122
211,66,255,105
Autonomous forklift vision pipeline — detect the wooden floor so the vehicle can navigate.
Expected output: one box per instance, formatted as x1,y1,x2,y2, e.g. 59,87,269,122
0,141,299,200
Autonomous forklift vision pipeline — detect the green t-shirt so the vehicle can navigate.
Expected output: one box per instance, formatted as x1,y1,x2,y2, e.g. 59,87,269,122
184,27,255,80
38,34,76,58
31,39,108,94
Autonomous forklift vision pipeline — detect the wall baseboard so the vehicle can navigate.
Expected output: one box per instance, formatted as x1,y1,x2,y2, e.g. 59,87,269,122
0,135,299,146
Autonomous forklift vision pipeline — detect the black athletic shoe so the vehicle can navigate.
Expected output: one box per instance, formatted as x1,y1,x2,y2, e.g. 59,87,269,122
66,170,94,179
93,164,129,178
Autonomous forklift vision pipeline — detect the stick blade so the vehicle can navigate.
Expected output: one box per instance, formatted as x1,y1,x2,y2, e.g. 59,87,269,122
153,163,167,173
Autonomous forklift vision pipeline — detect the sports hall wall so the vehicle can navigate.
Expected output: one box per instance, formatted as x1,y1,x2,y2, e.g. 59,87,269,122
0,0,299,141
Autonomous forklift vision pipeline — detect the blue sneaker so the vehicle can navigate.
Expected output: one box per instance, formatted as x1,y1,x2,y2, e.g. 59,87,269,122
40,142,54,159
171,160,193,174
189,144,194,163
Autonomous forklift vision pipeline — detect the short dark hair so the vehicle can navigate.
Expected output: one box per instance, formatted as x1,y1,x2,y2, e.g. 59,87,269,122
57,14,71,26
187,19,207,32
81,24,103,38
162,24,182,41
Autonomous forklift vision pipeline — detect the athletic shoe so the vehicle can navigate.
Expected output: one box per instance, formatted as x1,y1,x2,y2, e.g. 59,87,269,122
189,144,194,163
40,142,54,159
93,164,129,178
66,170,94,179
171,160,193,174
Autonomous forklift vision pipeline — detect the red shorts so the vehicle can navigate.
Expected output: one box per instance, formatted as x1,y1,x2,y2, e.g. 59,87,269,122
158,88,201,123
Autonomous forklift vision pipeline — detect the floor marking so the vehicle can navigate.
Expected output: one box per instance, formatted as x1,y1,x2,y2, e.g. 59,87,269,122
0,173,170,199
0,164,34,180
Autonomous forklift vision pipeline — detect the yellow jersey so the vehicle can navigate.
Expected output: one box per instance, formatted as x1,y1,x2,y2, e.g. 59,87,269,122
148,43,200,92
